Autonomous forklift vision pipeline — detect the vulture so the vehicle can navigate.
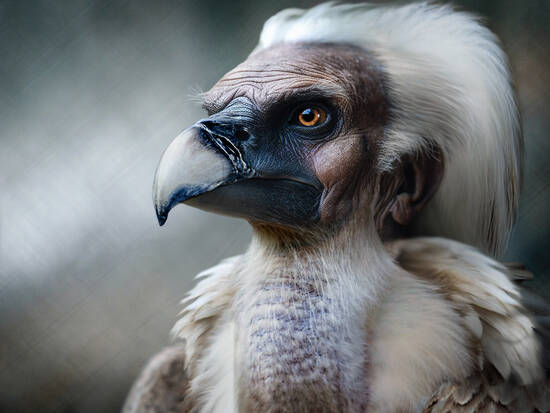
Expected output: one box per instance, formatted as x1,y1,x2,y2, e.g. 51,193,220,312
124,2,550,412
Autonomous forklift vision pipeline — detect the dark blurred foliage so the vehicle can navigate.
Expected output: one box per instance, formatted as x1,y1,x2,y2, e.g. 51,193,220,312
0,1,548,412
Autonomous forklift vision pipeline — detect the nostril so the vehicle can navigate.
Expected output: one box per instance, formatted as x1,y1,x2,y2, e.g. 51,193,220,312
200,119,214,128
235,128,250,141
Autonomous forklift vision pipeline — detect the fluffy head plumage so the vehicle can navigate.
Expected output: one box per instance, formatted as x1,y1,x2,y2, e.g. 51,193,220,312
255,2,522,257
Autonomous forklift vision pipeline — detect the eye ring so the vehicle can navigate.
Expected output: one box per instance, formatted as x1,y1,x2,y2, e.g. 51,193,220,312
295,107,327,127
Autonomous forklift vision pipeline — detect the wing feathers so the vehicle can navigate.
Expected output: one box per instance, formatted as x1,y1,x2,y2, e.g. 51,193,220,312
392,237,545,385
392,237,549,412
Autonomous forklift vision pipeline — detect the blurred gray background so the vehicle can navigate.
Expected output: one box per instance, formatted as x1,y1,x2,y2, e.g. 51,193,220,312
0,0,548,412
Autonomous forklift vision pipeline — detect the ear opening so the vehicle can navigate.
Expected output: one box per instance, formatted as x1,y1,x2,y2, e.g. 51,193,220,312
389,144,444,227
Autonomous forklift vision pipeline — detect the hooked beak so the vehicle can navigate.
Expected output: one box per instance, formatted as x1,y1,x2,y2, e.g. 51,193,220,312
153,110,322,227
153,124,253,225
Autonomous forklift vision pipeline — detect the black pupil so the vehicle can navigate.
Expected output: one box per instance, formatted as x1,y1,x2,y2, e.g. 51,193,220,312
301,108,315,123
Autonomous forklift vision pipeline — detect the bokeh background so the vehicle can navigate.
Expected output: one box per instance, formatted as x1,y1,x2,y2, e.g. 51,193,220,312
0,0,548,412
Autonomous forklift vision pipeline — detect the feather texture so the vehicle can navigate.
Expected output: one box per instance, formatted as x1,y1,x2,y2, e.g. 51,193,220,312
125,236,549,412
390,237,550,412
171,255,241,372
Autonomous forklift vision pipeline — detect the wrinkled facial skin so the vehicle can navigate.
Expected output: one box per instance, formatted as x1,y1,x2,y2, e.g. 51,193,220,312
202,43,389,227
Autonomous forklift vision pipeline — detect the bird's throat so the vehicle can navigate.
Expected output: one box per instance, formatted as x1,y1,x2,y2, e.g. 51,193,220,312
236,272,369,412
234,230,391,412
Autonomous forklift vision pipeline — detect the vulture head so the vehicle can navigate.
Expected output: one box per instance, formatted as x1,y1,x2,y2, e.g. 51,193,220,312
153,2,521,257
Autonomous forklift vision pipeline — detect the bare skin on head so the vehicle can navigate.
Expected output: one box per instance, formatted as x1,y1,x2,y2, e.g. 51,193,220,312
204,43,442,242
205,44,385,224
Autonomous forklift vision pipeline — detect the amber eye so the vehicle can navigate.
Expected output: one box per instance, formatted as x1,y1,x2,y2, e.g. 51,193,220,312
296,107,327,127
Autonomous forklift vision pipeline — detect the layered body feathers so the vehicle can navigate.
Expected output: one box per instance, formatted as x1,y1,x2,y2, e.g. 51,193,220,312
125,236,549,412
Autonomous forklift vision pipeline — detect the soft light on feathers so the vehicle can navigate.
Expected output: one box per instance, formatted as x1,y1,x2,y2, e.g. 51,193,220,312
256,2,522,257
